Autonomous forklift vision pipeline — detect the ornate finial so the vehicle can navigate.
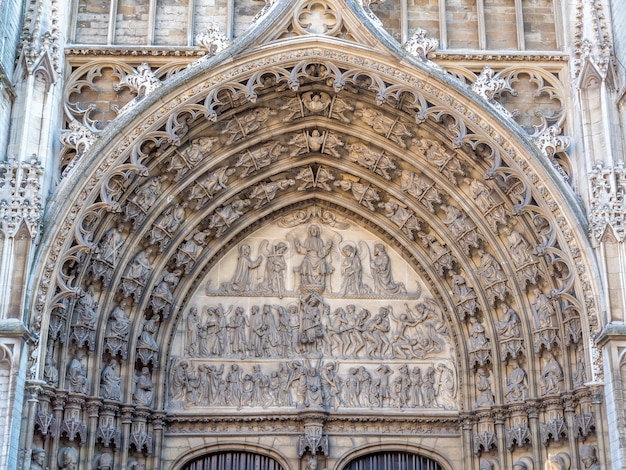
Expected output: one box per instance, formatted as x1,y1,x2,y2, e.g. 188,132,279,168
403,28,438,60
112,63,162,116
471,66,517,119
531,125,570,158
60,121,97,158
195,24,231,57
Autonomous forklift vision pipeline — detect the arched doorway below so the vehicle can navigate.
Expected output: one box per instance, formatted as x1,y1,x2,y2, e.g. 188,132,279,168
182,451,285,470
342,451,443,470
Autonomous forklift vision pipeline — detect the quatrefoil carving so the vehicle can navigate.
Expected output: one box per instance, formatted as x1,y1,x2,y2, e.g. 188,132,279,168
295,1,342,36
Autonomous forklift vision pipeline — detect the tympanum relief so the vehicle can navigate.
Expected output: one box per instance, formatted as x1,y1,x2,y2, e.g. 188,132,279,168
169,220,456,412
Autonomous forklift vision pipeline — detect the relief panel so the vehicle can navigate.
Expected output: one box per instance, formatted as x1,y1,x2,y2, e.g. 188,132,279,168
169,216,456,413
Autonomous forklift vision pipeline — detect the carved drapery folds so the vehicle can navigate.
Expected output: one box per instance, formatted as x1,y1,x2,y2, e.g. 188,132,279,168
37,13,598,467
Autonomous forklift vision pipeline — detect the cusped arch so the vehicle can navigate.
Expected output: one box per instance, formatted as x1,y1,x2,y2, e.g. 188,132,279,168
334,443,452,470
28,6,602,468
172,443,292,470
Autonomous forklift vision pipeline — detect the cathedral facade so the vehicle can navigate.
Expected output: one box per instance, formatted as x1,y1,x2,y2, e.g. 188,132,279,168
0,0,625,469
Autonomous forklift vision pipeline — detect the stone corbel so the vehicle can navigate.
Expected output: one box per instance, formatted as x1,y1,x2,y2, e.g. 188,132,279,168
298,418,329,457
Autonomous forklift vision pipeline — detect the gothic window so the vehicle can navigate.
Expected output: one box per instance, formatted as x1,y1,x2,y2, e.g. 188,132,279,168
182,451,284,470
343,451,443,470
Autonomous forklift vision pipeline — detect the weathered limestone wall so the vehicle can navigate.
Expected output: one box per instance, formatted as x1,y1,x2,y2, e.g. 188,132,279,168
70,0,560,51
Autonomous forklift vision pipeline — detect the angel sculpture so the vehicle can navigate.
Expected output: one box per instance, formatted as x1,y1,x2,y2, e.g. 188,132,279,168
259,241,288,298
339,242,371,296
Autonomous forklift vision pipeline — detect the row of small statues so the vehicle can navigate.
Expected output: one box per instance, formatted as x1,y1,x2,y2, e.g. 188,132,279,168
30,447,146,470
184,296,448,360
214,228,411,297
480,445,599,469
169,360,457,411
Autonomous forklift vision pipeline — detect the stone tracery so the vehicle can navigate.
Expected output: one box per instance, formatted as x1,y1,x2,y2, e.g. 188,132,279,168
25,3,601,468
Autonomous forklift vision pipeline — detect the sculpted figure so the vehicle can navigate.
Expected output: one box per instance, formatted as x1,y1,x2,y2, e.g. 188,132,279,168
302,91,331,114
58,447,78,470
441,204,472,238
134,367,154,407
364,307,392,359
225,107,277,144
532,288,555,328
176,230,210,269
149,204,186,247
346,142,397,180
422,366,436,407
249,305,278,358
260,242,288,298
208,199,250,237
475,367,495,407
125,248,153,284
340,243,370,295
31,448,46,470
355,108,411,148
436,363,456,409
540,352,563,395
469,318,490,351
496,303,521,339
130,177,162,211
334,179,380,211
249,178,295,208
234,141,286,176
187,167,236,209
419,232,454,275
280,95,304,122
415,138,465,184
379,201,421,240
106,301,130,340
467,178,495,212
221,244,263,293
322,131,344,157
370,244,406,295
93,226,124,283
374,365,393,408
294,224,334,290
44,345,59,386
400,170,441,212
138,315,160,351
321,361,346,410
294,165,335,191
451,272,478,319
168,136,218,179
227,306,248,357
304,367,324,408
185,307,200,356
330,96,353,123
66,351,88,394
345,367,361,407
73,287,97,329
410,366,423,407
505,362,527,402
100,359,122,401
225,364,243,407
580,445,600,470
299,293,326,353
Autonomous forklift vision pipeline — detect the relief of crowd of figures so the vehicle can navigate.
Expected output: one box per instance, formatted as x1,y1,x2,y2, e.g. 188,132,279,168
183,296,448,361
168,358,457,411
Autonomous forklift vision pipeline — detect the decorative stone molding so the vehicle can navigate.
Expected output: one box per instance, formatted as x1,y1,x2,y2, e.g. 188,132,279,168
403,29,441,71
113,63,162,117
0,156,44,237
470,67,516,120
60,121,97,175
589,160,626,241
191,24,232,65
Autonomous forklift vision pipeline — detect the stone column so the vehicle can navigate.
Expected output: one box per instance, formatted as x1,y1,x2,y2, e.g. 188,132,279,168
120,405,135,469
149,411,166,470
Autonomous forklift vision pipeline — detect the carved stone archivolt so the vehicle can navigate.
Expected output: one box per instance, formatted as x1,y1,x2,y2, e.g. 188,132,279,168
29,2,600,468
